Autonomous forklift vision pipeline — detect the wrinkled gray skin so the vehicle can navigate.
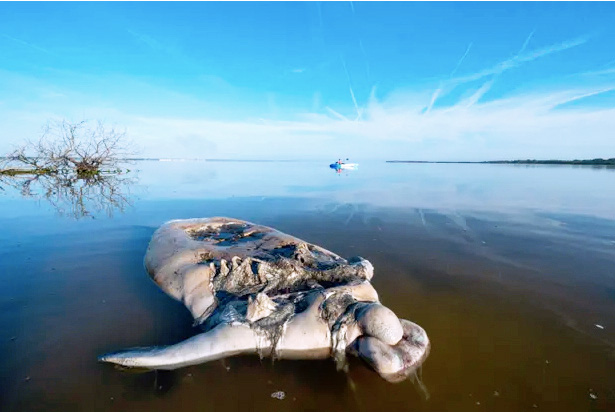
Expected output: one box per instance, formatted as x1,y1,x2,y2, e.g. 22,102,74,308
99,217,429,382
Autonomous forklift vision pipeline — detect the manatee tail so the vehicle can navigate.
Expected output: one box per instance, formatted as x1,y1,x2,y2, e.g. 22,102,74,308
348,319,430,383
98,324,262,370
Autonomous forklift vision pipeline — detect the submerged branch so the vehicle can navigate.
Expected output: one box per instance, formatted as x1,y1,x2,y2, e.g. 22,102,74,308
0,168,56,176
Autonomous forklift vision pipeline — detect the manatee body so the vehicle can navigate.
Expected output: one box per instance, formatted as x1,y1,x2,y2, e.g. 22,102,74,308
99,217,429,382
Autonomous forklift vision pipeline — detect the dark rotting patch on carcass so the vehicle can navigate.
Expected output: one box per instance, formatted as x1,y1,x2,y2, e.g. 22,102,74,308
254,302,295,329
270,244,298,258
250,260,260,276
329,301,370,371
186,219,381,353
321,292,358,328
201,296,249,331
318,277,364,290
215,231,266,246
187,222,258,242
253,302,296,360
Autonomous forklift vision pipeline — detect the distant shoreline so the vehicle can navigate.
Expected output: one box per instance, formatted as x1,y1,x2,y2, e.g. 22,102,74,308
118,158,305,162
4,157,613,166
387,158,615,166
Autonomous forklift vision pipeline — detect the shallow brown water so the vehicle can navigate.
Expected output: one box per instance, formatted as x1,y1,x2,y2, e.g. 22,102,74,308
1,161,614,411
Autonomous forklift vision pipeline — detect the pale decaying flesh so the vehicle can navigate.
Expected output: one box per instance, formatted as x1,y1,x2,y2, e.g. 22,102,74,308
98,217,430,382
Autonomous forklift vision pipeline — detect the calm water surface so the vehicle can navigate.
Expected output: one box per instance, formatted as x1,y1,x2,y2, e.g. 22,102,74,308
1,161,614,411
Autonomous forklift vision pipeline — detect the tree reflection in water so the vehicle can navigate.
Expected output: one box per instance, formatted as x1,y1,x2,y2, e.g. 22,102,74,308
0,168,136,218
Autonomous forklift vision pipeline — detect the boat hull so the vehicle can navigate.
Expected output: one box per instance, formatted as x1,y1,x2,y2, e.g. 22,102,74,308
330,163,359,170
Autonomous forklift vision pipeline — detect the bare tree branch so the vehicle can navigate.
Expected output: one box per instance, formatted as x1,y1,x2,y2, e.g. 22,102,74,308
1,119,136,217
1,119,133,176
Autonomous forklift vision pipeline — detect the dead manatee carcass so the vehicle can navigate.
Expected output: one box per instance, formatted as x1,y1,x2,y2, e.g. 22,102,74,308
98,217,430,382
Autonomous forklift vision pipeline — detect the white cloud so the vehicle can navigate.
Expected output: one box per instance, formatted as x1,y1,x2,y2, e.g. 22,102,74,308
2,79,614,161
101,80,613,161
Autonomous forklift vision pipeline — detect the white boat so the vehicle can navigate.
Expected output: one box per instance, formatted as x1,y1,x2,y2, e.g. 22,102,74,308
330,162,359,170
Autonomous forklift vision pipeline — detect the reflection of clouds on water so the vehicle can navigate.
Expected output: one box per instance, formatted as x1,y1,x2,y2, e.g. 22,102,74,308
134,161,615,221
3,160,615,222
0,169,136,218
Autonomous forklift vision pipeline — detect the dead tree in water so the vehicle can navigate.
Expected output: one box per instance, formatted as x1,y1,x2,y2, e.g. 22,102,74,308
1,120,131,177
1,120,135,217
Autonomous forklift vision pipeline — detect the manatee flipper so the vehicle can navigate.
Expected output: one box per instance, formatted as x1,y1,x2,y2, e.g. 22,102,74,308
99,323,264,370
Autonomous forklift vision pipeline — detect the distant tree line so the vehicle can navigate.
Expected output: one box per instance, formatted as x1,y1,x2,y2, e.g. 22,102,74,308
486,158,615,165
387,158,615,165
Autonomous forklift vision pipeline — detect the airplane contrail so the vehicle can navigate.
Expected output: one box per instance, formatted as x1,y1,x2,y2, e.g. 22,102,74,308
518,30,535,55
450,42,473,77
326,107,350,121
342,57,362,120
427,42,473,113
1,33,55,55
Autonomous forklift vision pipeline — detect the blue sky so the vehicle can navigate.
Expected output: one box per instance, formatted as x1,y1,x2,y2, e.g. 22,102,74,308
1,2,614,160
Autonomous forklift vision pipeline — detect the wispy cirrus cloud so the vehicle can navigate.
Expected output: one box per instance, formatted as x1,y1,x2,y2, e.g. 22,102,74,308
90,77,612,161
452,34,589,86
450,42,473,77
549,86,615,108
127,29,177,55
341,56,362,120
427,34,590,112
581,67,615,77
463,30,535,107
426,42,473,113
426,41,472,113
1,33,56,56
518,30,535,55
325,106,350,122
